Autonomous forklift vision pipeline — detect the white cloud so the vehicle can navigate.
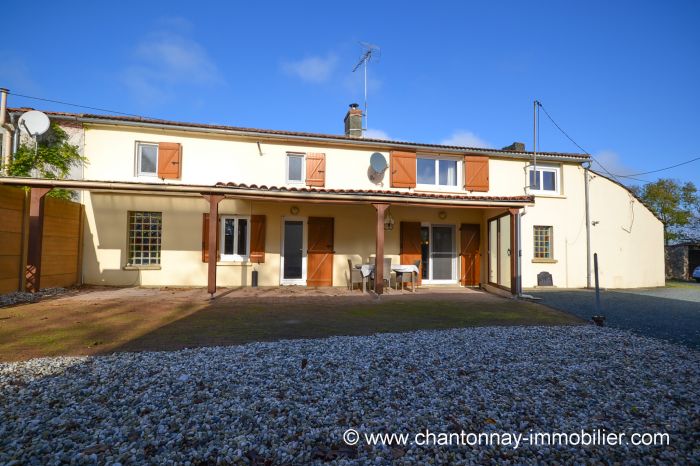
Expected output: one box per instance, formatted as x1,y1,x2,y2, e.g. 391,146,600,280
121,18,223,103
282,54,338,83
363,128,391,140
591,149,638,178
440,130,491,148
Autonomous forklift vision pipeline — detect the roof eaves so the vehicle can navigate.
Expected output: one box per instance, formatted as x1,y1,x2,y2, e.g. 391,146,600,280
8,107,590,161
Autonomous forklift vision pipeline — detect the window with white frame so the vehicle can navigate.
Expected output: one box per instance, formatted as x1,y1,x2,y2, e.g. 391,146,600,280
127,211,162,266
137,142,159,177
220,216,250,261
533,225,553,259
286,153,304,183
528,164,560,194
417,156,459,188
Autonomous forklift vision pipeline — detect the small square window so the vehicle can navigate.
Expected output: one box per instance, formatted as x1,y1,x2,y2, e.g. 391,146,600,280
287,154,304,183
137,143,158,176
533,225,553,259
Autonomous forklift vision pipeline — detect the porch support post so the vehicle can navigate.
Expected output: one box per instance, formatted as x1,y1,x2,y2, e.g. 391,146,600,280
509,208,520,296
372,203,389,294
25,187,51,292
203,194,225,297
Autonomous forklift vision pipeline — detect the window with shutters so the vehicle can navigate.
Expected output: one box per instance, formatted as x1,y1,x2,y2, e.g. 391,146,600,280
127,211,162,266
286,153,305,184
136,142,158,177
416,155,461,190
528,164,561,195
220,215,250,261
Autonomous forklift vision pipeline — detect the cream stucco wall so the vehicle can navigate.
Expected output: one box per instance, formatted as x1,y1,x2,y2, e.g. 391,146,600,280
82,192,493,287
78,125,664,289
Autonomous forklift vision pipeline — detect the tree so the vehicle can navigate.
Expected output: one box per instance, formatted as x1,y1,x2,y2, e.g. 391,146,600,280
632,179,699,244
7,123,85,200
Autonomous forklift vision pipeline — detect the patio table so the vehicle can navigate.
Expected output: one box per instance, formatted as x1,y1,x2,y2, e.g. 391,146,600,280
354,264,419,292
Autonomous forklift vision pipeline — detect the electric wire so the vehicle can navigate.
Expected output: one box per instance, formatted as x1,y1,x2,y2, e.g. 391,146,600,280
7,91,146,118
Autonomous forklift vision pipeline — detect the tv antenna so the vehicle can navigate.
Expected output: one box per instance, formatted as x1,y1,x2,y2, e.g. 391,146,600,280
352,42,380,132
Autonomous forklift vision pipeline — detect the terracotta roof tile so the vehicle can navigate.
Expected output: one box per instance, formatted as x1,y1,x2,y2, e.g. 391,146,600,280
8,107,590,161
215,182,534,203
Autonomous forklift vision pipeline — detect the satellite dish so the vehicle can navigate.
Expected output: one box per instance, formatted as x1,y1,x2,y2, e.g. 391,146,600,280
18,110,50,137
370,152,387,172
368,152,388,184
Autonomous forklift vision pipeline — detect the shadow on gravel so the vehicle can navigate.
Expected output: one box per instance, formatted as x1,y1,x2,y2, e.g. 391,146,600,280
532,289,700,349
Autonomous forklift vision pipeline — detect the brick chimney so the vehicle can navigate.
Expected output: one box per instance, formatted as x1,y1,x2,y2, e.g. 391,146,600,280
502,142,526,151
344,103,363,138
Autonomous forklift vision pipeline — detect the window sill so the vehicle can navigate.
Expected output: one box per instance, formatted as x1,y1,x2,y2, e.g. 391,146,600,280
123,265,161,270
415,185,463,194
216,261,253,266
532,258,558,264
528,192,566,199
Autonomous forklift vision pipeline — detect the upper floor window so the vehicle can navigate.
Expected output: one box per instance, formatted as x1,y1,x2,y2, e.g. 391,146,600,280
286,153,305,184
221,215,250,261
137,142,159,177
528,164,560,194
417,156,459,188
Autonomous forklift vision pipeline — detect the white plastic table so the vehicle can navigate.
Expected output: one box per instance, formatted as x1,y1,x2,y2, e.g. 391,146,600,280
355,264,419,292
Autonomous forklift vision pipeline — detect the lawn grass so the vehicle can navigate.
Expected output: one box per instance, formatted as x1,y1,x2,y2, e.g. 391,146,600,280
0,288,583,361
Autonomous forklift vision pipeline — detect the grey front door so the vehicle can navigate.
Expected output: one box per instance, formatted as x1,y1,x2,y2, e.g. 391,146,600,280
283,221,304,280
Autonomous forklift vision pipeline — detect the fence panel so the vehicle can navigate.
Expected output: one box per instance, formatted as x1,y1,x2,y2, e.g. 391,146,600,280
0,186,26,293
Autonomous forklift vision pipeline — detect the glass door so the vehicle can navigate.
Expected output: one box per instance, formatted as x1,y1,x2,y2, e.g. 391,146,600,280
431,225,454,281
282,220,304,283
488,214,512,289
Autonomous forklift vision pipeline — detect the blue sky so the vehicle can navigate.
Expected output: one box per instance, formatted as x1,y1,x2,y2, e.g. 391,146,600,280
2,0,699,187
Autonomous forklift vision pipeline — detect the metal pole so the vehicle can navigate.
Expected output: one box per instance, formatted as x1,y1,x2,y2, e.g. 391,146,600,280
532,100,538,189
594,252,601,311
364,59,368,132
584,164,592,288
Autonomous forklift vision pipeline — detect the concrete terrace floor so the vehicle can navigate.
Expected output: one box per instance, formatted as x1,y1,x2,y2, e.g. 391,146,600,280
529,281,700,349
0,286,582,362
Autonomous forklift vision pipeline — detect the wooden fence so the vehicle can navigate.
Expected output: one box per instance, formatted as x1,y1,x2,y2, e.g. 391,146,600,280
0,186,83,293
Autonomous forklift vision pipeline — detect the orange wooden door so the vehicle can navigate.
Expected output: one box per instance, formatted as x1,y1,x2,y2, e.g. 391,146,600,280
307,217,334,287
400,221,422,285
460,224,481,286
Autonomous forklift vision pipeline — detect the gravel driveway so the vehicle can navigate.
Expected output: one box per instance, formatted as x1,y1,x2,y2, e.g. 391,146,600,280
1,326,698,464
530,285,700,349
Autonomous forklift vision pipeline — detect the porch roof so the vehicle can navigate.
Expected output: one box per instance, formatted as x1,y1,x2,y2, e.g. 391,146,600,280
0,177,535,208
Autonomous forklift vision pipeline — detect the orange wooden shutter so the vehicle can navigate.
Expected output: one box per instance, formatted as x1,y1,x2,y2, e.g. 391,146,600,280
158,142,182,179
400,221,422,285
390,151,417,188
305,153,326,187
202,213,220,262
464,155,489,192
250,215,266,263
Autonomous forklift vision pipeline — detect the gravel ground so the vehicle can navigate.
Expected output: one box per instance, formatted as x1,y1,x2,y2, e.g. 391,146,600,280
0,288,68,307
531,289,700,349
1,326,698,465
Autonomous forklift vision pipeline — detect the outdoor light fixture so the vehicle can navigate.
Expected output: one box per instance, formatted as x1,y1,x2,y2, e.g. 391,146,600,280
384,209,395,230
438,210,447,220
290,206,300,215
